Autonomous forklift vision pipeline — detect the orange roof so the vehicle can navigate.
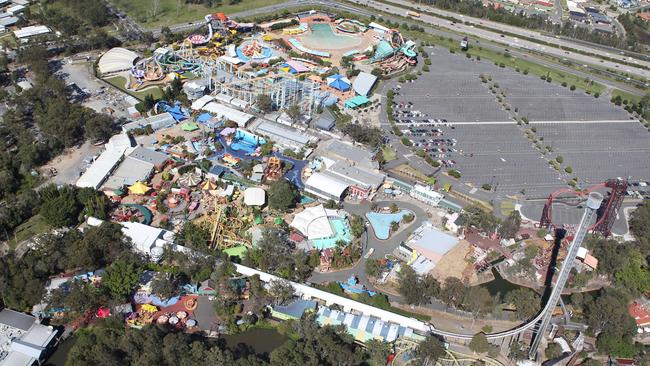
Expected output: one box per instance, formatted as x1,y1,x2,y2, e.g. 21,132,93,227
583,254,598,269
628,302,650,326
638,12,650,21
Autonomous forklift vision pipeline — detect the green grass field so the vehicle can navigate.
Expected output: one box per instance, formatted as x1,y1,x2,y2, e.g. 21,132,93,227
381,145,397,162
104,75,164,101
611,89,644,105
9,215,50,249
112,0,288,28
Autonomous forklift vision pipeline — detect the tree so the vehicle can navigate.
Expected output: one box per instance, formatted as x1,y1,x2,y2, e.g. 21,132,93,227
398,265,440,306
366,339,391,365
469,333,490,354
102,258,141,300
40,186,81,227
498,211,521,239
256,94,273,113
508,341,528,361
85,113,115,142
462,286,494,317
417,336,446,364
614,250,650,295
267,180,298,212
365,259,382,277
285,104,302,123
545,343,563,359
440,277,467,308
269,280,295,304
349,214,365,238
151,273,180,300
504,288,540,320
176,222,211,252
389,203,399,213
584,289,636,353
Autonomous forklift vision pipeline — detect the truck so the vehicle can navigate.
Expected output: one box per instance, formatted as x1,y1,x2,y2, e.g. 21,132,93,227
460,36,469,51
406,11,421,17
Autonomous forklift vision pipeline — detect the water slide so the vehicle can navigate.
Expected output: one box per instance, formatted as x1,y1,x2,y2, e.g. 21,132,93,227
400,40,417,58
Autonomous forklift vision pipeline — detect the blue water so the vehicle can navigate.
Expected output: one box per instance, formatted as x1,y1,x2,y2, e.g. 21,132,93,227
365,210,412,240
231,130,266,154
312,217,352,250
302,24,359,49
235,43,273,62
300,195,315,204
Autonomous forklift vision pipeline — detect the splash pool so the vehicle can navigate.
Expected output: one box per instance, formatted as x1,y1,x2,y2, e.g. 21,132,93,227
312,217,352,250
301,23,360,50
365,210,413,240
231,130,266,154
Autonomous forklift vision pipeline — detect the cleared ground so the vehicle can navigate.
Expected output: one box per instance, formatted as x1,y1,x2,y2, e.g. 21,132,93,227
111,0,288,28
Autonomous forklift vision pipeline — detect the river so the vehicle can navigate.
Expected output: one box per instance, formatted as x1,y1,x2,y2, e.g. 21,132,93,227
43,327,288,366
479,268,525,301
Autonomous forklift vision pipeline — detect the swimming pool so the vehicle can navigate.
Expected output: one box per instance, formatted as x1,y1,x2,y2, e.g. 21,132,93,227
365,210,413,240
231,130,266,154
312,217,352,250
301,23,361,50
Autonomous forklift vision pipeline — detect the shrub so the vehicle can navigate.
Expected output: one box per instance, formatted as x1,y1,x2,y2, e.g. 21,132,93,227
523,69,529,75
448,169,461,179
565,166,573,174
570,85,576,91
556,155,564,164
481,183,492,191
561,82,567,87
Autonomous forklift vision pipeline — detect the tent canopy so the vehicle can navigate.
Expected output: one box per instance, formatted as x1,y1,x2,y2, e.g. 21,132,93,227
290,204,335,240
128,181,151,195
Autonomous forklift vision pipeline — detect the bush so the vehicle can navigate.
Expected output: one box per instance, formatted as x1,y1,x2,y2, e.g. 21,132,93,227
523,69,529,75
565,166,573,174
561,82,567,87
556,155,564,164
448,169,461,179
481,183,492,191
594,92,600,98
570,85,576,91
401,137,412,146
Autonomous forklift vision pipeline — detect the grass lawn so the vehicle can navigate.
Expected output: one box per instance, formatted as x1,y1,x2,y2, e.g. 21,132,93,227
9,215,51,249
391,164,430,183
381,145,397,162
611,89,644,104
500,200,516,217
111,0,288,28
104,75,164,101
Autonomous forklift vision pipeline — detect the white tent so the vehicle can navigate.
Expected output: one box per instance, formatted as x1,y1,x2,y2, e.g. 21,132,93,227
290,205,336,240
304,172,349,201
244,187,266,206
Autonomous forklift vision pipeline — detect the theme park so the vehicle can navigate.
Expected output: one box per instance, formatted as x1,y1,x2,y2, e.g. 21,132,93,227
1,0,650,365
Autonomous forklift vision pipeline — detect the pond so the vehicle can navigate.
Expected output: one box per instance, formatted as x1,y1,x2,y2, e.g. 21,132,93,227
366,210,413,240
479,268,526,302
223,327,288,357
301,23,361,50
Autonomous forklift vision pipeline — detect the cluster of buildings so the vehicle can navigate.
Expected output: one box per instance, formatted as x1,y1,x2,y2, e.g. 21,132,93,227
0,309,58,366
0,0,52,42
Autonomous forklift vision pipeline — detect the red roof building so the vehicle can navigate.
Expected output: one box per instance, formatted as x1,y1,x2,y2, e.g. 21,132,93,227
638,12,650,21
628,302,650,327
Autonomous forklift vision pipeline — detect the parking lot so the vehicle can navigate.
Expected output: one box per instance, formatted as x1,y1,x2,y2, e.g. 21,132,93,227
388,50,646,196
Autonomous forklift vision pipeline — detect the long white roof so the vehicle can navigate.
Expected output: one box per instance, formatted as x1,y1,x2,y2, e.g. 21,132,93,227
97,47,139,74
304,172,349,199
76,147,125,189
201,102,254,127
243,187,266,206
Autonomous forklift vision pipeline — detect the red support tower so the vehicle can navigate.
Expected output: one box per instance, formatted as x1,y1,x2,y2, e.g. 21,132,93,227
593,178,628,237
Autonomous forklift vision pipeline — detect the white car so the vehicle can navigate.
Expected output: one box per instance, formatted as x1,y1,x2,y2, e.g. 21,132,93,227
364,248,375,259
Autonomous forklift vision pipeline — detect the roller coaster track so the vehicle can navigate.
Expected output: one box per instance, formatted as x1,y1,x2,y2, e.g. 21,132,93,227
392,339,503,366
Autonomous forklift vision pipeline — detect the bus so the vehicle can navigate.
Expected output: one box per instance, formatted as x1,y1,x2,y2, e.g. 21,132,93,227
406,11,421,17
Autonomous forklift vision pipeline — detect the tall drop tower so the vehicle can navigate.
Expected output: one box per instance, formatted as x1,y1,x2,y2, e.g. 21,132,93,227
528,192,604,360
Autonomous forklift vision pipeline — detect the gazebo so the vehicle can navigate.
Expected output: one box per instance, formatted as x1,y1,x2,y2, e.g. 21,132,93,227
201,180,217,191
128,181,151,195
178,172,201,187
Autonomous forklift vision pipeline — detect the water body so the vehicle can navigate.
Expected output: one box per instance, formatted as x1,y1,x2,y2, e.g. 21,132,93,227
223,327,288,358
301,24,360,50
479,268,525,302
44,336,77,366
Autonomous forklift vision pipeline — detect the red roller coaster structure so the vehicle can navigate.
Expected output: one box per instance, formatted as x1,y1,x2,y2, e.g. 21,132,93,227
539,178,628,237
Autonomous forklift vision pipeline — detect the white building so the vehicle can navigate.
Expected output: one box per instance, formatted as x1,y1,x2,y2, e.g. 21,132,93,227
409,184,444,206
76,146,126,189
0,309,58,366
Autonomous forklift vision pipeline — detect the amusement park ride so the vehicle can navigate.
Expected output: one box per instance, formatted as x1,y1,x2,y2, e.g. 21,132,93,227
539,178,628,237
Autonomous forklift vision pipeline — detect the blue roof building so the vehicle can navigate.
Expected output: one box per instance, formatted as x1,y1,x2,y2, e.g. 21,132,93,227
271,299,317,320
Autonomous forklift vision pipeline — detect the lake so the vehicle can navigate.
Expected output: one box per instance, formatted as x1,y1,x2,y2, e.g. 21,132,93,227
479,268,526,301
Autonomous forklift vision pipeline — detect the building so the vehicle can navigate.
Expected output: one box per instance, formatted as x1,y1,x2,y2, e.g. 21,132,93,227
200,101,254,128
122,112,177,133
97,47,139,75
401,222,459,266
271,299,317,320
319,139,378,170
315,306,424,343
314,115,335,131
304,172,349,201
243,187,266,206
290,204,337,240
325,161,385,200
253,120,317,152
628,303,650,332
76,146,126,189
13,25,50,42
352,72,378,97
102,155,155,190
410,184,444,206
0,309,58,366
127,147,169,170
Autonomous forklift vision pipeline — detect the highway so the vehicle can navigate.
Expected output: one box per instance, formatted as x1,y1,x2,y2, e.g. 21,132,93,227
358,0,650,79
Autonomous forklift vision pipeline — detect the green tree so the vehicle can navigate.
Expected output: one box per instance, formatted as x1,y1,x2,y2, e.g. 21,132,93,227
40,187,81,227
462,286,494,317
614,250,650,294
176,222,211,252
508,341,529,360
545,343,563,359
256,94,274,113
417,336,446,364
365,259,382,277
85,113,115,142
504,288,540,320
366,339,391,365
267,180,298,212
469,332,490,353
349,214,365,238
498,211,521,239
440,277,467,308
102,258,141,300
151,273,180,300
398,265,440,306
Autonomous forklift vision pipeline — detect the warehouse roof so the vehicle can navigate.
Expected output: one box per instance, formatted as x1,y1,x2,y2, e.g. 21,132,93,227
97,47,139,74
128,147,169,167
304,172,349,200
352,72,377,96
76,147,125,189
201,102,254,127
255,120,312,146
13,25,50,39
